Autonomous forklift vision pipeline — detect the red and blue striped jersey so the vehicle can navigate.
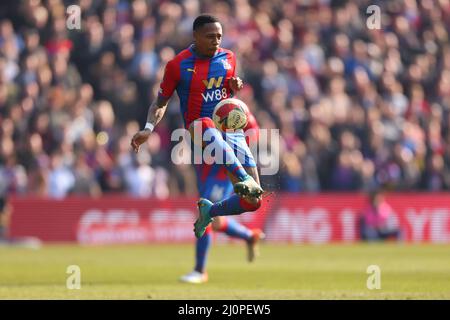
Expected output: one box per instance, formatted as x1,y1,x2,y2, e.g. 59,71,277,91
158,45,236,128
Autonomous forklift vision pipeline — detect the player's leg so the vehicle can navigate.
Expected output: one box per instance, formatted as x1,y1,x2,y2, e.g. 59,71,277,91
210,177,254,243
212,165,265,262
194,181,262,238
179,225,211,284
180,164,225,284
193,130,264,238
206,130,263,218
197,166,264,265
212,216,265,263
189,118,263,198
183,164,263,283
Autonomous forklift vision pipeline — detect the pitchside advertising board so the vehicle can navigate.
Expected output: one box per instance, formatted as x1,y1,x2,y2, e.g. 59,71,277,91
9,194,450,244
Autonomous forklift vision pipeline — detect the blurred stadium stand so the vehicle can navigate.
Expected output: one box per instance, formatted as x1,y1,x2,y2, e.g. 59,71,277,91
0,0,450,201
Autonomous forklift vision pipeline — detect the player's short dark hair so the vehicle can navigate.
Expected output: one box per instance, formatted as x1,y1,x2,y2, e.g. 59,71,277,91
193,14,220,31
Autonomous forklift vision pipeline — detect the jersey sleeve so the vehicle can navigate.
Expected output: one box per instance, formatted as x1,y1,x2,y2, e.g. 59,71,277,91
158,59,180,99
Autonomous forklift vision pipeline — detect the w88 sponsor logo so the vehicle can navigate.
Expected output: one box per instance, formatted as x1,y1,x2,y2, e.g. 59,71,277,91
202,88,228,102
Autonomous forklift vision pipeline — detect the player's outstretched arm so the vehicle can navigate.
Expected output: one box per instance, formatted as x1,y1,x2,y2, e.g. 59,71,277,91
130,95,170,153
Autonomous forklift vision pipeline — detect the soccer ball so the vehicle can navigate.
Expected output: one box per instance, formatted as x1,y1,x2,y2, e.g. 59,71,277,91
212,98,248,131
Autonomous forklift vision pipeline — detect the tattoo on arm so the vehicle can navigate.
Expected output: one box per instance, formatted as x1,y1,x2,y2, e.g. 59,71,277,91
147,95,169,127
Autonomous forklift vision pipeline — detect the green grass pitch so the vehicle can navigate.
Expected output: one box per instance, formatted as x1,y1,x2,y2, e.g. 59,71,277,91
1,243,450,299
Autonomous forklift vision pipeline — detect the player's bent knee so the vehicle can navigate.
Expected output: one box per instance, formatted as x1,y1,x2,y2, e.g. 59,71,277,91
239,197,262,212
189,117,217,133
189,117,218,147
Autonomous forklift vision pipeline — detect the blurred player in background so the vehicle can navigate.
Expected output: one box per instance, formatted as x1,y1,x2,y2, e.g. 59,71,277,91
130,14,265,283
359,190,403,242
0,195,41,248
0,196,10,242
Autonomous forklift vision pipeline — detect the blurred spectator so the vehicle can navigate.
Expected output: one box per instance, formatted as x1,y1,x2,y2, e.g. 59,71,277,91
47,151,75,198
70,152,102,197
123,149,169,199
359,190,403,242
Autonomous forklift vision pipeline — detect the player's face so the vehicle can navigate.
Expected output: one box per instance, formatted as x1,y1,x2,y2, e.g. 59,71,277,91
194,22,222,57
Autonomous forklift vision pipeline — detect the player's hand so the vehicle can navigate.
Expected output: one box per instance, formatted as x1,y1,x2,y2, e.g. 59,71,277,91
229,77,243,92
130,130,152,153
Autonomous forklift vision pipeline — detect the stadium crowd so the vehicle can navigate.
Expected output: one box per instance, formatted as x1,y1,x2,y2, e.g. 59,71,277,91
1,0,450,199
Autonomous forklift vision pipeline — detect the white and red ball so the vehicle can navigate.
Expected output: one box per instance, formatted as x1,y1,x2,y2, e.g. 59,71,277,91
212,98,248,131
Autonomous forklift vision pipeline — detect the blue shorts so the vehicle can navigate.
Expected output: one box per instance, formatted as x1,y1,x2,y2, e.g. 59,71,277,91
194,163,234,202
